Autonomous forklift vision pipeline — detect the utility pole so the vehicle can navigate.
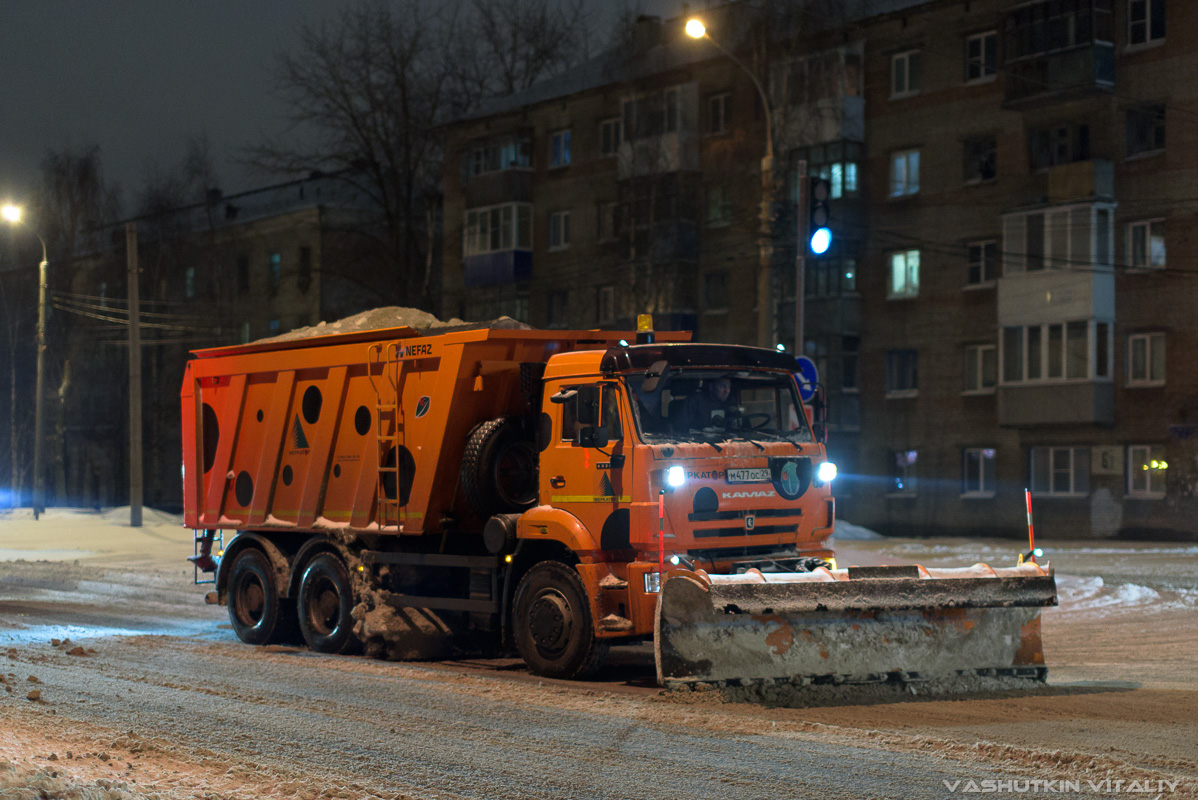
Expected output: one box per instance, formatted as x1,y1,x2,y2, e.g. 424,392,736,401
33,252,47,519
126,223,143,527
794,159,808,357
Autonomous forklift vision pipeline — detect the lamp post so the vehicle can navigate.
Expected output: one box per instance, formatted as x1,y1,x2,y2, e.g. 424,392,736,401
2,204,48,520
686,18,776,349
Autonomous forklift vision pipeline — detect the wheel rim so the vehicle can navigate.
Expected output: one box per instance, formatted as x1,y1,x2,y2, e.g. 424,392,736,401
234,573,266,629
528,589,573,658
306,574,342,636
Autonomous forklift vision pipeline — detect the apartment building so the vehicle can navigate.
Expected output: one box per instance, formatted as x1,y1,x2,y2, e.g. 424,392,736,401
440,0,1194,539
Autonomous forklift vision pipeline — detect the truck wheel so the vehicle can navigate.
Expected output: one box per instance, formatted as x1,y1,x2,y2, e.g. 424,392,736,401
227,548,295,645
461,418,538,518
513,562,609,679
297,553,359,654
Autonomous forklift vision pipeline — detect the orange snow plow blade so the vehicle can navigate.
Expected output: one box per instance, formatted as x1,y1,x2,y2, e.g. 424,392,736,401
654,563,1056,688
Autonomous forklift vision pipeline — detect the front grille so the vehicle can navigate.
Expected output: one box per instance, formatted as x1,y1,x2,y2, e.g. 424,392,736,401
693,524,798,539
688,507,802,522
689,543,797,561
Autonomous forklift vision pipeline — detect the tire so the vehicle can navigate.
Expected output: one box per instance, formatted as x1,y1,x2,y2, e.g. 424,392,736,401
227,548,295,645
460,418,538,519
297,553,359,654
513,561,609,680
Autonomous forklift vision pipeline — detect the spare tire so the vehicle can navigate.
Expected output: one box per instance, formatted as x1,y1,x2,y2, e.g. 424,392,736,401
461,417,538,519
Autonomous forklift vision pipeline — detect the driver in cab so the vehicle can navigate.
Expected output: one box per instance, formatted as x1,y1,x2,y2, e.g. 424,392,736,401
677,376,732,432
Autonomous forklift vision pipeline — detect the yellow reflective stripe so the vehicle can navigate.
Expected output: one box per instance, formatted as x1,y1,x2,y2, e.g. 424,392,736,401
551,495,631,503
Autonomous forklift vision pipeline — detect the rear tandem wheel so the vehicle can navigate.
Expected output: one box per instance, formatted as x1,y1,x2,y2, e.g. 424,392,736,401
226,548,297,645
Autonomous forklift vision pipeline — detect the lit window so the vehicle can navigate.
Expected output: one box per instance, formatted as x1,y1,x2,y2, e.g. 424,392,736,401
550,130,572,168
888,250,920,298
1128,220,1166,269
1127,445,1167,497
889,150,920,197
963,448,997,496
1030,446,1090,496
891,50,921,97
1128,332,1165,386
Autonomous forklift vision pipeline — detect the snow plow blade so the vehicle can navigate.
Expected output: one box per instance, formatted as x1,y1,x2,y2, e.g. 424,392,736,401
654,563,1056,688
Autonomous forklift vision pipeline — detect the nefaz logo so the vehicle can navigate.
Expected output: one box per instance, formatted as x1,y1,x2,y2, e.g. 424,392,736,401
289,415,310,450
687,470,724,480
722,490,775,499
403,343,433,357
415,396,430,418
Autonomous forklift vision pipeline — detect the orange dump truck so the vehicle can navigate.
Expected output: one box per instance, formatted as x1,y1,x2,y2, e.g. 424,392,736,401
182,320,1056,686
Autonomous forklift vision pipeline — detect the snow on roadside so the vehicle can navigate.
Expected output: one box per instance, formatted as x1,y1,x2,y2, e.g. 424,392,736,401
830,520,883,540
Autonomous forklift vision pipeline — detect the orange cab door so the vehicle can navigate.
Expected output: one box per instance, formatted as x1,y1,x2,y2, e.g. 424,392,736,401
539,381,632,556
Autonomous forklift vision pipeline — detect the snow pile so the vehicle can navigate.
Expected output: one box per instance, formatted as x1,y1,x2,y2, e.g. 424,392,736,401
260,305,532,344
1056,574,1198,618
830,521,883,540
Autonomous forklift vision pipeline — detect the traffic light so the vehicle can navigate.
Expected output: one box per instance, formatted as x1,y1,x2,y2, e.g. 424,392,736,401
808,176,832,255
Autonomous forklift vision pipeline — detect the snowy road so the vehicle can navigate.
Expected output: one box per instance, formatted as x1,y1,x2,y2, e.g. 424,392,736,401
0,509,1195,799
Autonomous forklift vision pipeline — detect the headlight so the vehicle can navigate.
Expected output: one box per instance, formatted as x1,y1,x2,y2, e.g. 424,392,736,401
666,465,686,488
817,461,837,483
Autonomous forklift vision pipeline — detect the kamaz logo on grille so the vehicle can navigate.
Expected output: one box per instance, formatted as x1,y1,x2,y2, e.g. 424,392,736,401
722,490,775,499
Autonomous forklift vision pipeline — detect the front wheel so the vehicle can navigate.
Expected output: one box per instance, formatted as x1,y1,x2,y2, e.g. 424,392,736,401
297,553,359,654
513,562,608,679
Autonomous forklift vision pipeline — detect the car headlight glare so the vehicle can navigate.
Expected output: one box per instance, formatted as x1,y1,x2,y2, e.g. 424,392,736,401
666,465,686,488
817,461,837,483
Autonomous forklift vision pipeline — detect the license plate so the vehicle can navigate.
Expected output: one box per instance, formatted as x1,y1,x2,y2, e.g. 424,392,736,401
727,468,771,484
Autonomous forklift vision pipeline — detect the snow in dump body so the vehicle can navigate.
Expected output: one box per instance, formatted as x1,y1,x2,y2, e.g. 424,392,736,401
251,305,532,344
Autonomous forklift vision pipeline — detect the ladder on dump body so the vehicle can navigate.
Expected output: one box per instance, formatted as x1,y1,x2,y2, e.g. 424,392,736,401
367,341,404,529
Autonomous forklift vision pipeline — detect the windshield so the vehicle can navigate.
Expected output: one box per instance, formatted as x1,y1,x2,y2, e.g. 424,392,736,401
626,369,813,445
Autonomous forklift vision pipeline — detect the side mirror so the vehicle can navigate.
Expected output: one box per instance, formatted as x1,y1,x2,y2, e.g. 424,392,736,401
576,385,600,426
575,426,610,449
812,385,828,444
640,360,669,394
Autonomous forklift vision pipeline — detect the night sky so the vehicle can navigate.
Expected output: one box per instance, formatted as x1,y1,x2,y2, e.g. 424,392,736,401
0,0,689,208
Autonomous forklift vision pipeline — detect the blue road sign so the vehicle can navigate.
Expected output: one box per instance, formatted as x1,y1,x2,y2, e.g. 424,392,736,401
795,356,819,402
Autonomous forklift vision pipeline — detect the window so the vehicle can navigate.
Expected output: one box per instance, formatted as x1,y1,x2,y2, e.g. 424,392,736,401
1002,203,1114,273
964,344,997,394
707,93,729,135
964,31,997,82
841,259,858,293
890,450,918,495
597,286,615,324
463,203,533,257
703,271,729,313
1030,446,1090,496
1028,123,1090,170
240,321,252,343
1002,321,1112,383
706,186,731,226
963,448,997,496
792,141,862,200
1128,219,1165,269
1127,445,1167,497
623,87,684,141
465,133,532,178
298,245,312,288
664,87,679,133
546,289,570,327
966,241,998,286
268,319,281,335
889,250,920,298
1128,332,1165,386
842,336,859,392
891,50,921,97
1004,1,1114,60
548,210,570,251
600,118,622,157
268,252,282,294
550,129,571,168
781,49,859,105
1128,0,1165,46
886,349,918,397
1127,105,1165,157
598,202,621,242
237,256,249,293
963,136,997,183
889,150,920,197
184,266,196,299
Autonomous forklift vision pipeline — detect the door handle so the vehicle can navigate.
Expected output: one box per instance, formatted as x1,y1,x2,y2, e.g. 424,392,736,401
550,476,566,488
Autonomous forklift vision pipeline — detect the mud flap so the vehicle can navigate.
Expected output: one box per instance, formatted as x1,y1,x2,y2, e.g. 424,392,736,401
654,565,1056,688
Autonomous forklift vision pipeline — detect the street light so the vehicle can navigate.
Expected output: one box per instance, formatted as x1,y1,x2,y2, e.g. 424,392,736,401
686,17,776,349
2,204,48,520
